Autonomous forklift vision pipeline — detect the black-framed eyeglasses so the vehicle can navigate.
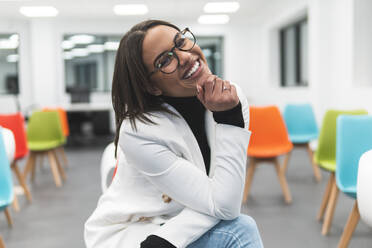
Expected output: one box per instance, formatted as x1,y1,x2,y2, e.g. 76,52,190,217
148,28,196,77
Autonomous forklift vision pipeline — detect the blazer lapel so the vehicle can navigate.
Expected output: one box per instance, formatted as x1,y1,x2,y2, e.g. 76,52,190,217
163,103,206,173
205,110,217,177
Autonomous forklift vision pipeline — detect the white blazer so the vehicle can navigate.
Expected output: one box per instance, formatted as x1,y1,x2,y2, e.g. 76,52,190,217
84,84,251,248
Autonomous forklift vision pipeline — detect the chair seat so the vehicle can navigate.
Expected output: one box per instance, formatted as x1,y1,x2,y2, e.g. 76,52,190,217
317,159,336,172
0,195,13,209
339,186,357,199
248,143,293,158
28,140,64,151
290,133,318,144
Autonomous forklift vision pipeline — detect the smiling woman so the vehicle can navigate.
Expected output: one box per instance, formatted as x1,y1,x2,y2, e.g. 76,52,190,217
84,20,263,248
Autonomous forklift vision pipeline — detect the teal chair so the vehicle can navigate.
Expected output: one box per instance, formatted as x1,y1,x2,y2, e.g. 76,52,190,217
315,109,367,235
336,115,372,247
0,127,14,227
25,111,66,187
283,103,320,181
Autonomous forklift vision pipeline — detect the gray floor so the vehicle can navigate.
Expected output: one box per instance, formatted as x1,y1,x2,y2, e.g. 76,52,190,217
1,145,371,247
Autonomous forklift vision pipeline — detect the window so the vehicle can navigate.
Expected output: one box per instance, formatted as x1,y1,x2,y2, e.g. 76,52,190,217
197,36,223,78
0,33,19,94
63,34,121,94
280,19,308,87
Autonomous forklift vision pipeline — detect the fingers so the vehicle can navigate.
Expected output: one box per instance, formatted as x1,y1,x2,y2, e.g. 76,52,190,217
203,75,216,96
213,78,223,97
196,84,205,104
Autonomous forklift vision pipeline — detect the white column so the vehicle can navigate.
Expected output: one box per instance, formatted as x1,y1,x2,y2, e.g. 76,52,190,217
29,19,59,108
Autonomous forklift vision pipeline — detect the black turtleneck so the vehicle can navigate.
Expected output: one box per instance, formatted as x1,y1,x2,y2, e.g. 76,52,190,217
140,96,244,248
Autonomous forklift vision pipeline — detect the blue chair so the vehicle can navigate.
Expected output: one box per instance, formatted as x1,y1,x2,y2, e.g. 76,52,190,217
0,126,14,227
283,103,321,181
335,115,372,247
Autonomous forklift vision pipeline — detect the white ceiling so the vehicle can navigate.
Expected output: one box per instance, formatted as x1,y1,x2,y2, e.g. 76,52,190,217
0,0,279,22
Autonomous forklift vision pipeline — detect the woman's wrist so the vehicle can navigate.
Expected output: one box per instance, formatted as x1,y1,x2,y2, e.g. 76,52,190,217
141,235,177,248
213,101,244,128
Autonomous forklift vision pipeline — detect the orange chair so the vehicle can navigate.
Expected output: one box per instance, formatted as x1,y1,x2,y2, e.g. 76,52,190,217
43,107,69,167
0,113,32,203
0,235,5,248
243,105,293,204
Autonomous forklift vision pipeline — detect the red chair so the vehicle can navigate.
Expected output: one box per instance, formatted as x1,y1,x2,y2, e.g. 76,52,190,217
0,113,32,203
243,106,293,204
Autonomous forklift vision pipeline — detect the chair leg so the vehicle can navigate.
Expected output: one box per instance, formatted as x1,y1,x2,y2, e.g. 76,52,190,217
57,147,68,168
52,150,66,182
12,161,32,203
31,153,38,182
282,152,292,173
307,143,322,182
12,193,20,212
274,157,292,204
243,158,256,203
0,235,5,248
47,151,62,187
322,177,339,235
4,208,13,228
338,201,360,248
318,173,334,221
23,152,36,180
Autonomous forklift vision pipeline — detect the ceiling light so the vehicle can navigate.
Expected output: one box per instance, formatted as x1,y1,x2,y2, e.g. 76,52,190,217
63,52,74,60
9,34,19,42
7,54,19,63
71,48,89,57
104,41,119,51
69,34,95,45
198,15,230,24
113,4,148,15
19,6,58,17
204,2,240,13
62,40,74,50
0,39,19,49
88,44,105,53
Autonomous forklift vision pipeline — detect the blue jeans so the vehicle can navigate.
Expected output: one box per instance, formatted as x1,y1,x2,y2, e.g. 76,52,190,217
187,215,264,248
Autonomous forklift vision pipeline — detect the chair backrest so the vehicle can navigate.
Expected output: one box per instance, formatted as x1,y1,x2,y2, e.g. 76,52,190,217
27,111,64,143
248,105,292,149
357,150,372,227
315,109,367,164
283,103,318,137
0,113,28,159
0,127,14,204
43,107,70,137
336,115,372,193
1,127,15,163
100,142,116,193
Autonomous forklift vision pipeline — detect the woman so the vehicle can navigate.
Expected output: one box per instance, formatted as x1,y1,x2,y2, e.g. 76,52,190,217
85,20,263,248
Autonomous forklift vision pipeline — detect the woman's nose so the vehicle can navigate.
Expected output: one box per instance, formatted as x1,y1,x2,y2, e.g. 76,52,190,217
176,50,192,68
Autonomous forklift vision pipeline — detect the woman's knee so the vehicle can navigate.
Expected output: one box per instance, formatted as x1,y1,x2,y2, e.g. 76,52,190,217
233,215,259,231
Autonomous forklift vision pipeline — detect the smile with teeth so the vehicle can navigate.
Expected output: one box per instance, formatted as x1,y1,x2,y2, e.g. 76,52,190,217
184,60,200,79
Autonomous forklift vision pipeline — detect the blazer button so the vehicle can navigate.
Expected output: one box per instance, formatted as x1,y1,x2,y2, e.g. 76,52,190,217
162,194,172,203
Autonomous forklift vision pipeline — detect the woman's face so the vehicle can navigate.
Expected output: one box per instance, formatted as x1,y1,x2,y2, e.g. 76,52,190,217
142,25,211,97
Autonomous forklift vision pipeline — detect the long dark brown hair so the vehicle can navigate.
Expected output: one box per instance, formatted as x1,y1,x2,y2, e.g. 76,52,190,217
112,20,180,156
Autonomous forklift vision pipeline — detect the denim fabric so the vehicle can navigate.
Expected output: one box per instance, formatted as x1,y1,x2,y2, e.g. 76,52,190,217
187,215,264,248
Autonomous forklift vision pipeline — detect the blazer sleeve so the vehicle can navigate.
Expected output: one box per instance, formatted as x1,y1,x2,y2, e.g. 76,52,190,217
120,119,250,221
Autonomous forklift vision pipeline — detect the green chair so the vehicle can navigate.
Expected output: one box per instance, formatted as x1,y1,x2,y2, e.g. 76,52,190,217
315,109,368,235
24,111,66,187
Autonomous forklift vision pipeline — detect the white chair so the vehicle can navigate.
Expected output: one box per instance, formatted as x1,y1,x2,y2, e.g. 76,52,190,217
100,142,117,193
357,149,372,227
1,127,15,164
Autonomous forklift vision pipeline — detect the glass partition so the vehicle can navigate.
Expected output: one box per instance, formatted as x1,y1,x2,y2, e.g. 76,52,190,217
0,33,19,95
